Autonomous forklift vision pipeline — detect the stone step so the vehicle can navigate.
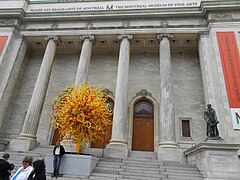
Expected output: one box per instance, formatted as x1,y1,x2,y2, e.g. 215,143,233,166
125,163,159,168
120,171,167,178
159,165,199,171
164,168,200,173
96,163,122,169
124,168,160,174
97,161,125,166
123,159,163,166
122,174,164,180
122,165,160,171
167,175,203,180
89,176,115,180
99,157,122,163
128,151,157,160
162,171,202,177
94,167,124,174
91,172,123,178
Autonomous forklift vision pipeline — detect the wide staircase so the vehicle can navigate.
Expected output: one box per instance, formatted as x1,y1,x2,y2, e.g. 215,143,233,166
1,146,204,180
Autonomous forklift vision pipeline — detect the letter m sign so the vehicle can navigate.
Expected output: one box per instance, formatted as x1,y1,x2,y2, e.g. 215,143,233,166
235,112,240,124
230,108,240,129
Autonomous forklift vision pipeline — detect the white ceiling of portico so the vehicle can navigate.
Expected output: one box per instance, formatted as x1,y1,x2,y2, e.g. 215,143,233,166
28,33,198,51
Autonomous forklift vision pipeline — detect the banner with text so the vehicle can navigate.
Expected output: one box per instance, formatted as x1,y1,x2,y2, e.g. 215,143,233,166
28,0,200,13
0,36,7,57
217,32,240,129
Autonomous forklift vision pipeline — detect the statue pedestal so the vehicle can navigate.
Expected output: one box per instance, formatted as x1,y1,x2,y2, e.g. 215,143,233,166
184,142,240,180
45,153,98,176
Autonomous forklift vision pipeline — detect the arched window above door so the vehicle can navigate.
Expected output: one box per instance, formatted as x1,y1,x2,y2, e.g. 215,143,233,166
134,99,153,116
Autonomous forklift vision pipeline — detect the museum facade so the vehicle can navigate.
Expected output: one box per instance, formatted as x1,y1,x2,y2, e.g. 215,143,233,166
0,0,240,179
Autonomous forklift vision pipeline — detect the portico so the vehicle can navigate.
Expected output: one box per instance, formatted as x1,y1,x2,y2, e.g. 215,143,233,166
5,32,199,160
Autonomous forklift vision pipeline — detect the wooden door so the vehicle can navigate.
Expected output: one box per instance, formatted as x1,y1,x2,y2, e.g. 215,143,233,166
91,125,112,148
51,128,60,145
132,116,154,151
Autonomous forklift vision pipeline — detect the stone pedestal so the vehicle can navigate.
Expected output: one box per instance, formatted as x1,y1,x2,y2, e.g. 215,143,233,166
104,142,128,158
184,142,240,180
158,147,187,164
45,154,98,176
7,139,39,151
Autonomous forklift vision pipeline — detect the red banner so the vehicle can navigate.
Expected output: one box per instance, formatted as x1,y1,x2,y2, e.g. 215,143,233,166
0,36,7,56
217,32,240,108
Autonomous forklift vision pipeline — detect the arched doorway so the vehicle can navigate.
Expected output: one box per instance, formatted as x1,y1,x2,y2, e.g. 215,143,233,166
132,99,154,151
91,98,114,148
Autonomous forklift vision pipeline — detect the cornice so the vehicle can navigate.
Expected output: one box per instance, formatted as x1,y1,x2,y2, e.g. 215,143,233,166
0,9,26,20
0,1,239,21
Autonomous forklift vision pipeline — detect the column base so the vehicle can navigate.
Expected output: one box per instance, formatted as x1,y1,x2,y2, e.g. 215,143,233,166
18,133,37,140
159,141,178,148
104,141,128,158
157,147,186,164
7,138,39,151
0,139,9,151
184,142,240,179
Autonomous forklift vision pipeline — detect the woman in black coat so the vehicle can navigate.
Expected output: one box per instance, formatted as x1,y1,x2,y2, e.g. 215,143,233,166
27,159,46,180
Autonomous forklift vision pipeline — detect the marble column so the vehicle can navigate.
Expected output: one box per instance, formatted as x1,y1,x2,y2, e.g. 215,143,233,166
18,36,58,141
75,35,94,84
105,35,132,158
157,34,177,148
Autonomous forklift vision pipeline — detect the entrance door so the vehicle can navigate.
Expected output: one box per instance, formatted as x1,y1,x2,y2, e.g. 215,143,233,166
132,116,154,151
132,99,154,151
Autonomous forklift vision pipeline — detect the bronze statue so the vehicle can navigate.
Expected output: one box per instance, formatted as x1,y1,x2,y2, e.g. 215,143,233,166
204,104,223,140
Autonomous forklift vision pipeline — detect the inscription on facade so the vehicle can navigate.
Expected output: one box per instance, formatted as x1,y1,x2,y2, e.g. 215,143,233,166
28,0,199,13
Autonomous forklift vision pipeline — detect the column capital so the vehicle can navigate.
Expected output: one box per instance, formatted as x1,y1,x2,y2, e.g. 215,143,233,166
44,36,61,45
117,34,133,40
157,34,173,40
80,35,95,41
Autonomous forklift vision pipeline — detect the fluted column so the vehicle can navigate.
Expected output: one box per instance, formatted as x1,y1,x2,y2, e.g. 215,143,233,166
18,36,58,140
157,34,177,148
75,35,94,84
105,35,132,158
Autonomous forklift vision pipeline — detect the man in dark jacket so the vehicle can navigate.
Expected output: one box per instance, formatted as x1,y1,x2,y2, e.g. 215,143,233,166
51,141,65,179
0,153,14,180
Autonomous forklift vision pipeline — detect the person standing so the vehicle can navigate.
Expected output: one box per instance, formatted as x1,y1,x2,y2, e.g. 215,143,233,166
0,153,14,180
27,159,46,180
51,140,65,179
10,156,33,180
